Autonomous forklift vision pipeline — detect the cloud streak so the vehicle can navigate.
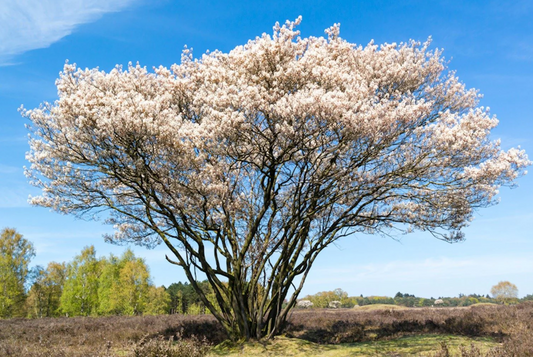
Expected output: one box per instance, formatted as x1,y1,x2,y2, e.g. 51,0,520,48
0,188,29,207
0,0,139,65
0,163,20,174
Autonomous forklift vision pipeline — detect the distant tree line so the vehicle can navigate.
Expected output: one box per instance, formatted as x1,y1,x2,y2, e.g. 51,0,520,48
0,227,218,319
300,288,524,309
0,227,527,319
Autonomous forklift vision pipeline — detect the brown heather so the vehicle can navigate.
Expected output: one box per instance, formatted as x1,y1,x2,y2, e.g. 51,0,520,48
1,303,532,356
0,314,224,357
286,303,533,356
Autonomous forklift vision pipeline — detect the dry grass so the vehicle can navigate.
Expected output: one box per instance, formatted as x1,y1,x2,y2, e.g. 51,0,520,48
0,314,224,357
211,335,497,356
468,303,499,308
1,303,532,356
352,304,408,311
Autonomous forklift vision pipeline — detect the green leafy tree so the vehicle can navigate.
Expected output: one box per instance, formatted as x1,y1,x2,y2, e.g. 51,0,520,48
394,294,418,307
60,246,101,316
144,285,170,315
26,262,66,318
97,253,122,315
116,257,151,315
25,266,46,318
418,298,434,307
305,289,351,308
0,228,35,318
97,250,138,315
522,294,533,302
98,249,154,315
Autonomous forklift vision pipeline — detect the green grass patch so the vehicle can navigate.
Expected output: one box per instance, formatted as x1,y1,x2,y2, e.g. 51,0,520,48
209,335,498,356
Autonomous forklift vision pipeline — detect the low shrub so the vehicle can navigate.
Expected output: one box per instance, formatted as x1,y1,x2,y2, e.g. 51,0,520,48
0,314,221,357
286,302,533,345
1,302,532,356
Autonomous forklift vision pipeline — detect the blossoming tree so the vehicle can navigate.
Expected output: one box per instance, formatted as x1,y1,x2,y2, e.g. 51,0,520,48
23,18,529,340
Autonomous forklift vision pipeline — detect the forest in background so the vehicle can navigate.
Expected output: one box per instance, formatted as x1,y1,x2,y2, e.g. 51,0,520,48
2,227,531,320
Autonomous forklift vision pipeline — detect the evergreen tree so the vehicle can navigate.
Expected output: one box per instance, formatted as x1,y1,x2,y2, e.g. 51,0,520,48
166,281,213,314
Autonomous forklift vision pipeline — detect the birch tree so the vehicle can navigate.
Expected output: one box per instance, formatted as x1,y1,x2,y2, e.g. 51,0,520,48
26,262,66,318
0,228,35,318
23,18,529,339
60,246,101,316
98,249,153,315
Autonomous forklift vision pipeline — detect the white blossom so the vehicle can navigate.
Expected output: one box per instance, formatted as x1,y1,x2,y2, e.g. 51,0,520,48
22,18,530,339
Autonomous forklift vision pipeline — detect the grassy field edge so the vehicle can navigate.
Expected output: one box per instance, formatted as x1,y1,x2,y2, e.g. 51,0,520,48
209,334,499,357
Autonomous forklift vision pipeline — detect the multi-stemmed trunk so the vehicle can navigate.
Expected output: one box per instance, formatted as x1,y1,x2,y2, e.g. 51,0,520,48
161,224,325,341
24,17,530,342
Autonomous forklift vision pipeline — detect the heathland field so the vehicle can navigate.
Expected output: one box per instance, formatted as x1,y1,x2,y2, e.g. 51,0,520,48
1,303,532,357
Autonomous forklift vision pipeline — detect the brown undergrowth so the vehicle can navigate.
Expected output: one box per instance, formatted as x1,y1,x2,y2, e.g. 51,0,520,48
286,306,497,344
1,303,532,356
0,314,224,357
287,303,533,356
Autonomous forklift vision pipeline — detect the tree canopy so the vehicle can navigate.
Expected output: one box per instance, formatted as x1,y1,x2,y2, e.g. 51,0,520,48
60,246,168,317
60,246,101,316
0,228,35,318
26,261,66,318
491,281,519,304
23,18,529,339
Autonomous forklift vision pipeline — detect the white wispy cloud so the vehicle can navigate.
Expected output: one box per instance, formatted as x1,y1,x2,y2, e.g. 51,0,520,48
0,187,30,207
0,163,20,174
0,0,139,65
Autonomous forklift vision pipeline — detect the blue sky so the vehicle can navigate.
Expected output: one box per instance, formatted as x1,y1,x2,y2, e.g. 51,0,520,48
0,0,532,299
